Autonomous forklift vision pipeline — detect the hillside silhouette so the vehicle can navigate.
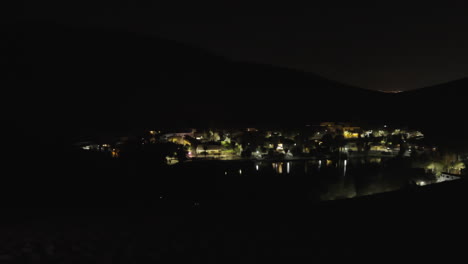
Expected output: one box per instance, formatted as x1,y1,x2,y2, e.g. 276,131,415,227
393,78,468,151
1,20,467,150
1,21,384,132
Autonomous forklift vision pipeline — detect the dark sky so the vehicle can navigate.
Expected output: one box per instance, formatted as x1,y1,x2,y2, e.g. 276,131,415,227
7,1,468,91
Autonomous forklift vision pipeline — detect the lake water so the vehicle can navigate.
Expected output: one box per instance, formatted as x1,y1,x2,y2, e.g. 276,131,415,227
167,157,425,202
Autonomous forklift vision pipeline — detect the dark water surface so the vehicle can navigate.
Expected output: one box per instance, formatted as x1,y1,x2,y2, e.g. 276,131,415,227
161,157,422,205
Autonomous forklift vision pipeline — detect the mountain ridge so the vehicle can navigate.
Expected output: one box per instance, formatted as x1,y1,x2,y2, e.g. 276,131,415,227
1,20,467,150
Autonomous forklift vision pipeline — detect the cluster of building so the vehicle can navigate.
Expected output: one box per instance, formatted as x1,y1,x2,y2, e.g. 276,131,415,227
74,122,468,186
76,122,431,160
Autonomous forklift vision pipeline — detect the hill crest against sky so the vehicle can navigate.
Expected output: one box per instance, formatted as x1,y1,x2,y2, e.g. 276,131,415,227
1,21,385,128
1,21,467,147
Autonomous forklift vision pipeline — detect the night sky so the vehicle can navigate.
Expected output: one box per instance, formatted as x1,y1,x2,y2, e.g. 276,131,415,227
7,1,468,91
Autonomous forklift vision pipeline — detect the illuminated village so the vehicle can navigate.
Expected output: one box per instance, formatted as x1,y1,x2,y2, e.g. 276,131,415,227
76,122,465,186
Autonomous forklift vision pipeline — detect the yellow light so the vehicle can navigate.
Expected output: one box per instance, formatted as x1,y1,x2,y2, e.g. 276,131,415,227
278,162,283,174
343,131,359,139
111,149,119,158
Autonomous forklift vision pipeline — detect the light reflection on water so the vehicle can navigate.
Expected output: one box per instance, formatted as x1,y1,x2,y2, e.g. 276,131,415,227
181,157,431,202
254,159,360,177
266,158,379,176
220,157,399,201
277,162,283,174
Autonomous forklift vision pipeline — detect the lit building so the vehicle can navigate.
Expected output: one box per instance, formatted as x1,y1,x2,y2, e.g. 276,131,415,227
196,145,222,155
438,173,461,182
407,131,424,138
370,144,392,152
343,130,360,139
372,130,388,137
276,143,284,152
167,136,191,146
160,129,195,141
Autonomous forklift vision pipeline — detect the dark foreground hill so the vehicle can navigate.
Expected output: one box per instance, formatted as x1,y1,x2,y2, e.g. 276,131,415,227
1,178,467,262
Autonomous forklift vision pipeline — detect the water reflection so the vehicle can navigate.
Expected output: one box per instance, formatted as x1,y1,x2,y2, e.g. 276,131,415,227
269,158,396,200
181,156,420,202
277,162,283,174
343,159,347,176
268,158,379,176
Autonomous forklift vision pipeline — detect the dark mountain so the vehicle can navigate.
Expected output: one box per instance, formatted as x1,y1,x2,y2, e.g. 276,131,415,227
392,78,468,151
3,20,466,150
1,21,384,137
